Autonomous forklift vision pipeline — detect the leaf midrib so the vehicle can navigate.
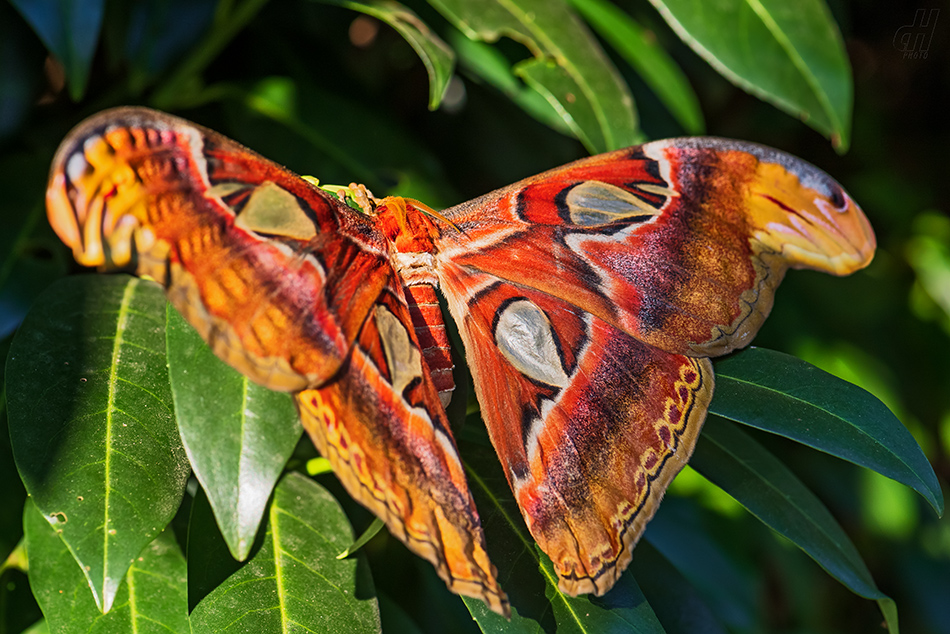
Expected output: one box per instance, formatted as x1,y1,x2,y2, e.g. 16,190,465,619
496,0,615,148
702,427,882,597
465,463,580,628
715,373,920,478
743,0,840,131
103,277,140,602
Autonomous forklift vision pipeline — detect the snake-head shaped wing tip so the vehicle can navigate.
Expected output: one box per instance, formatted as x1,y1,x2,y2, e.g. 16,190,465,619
782,185,876,276
652,137,877,277
46,107,187,269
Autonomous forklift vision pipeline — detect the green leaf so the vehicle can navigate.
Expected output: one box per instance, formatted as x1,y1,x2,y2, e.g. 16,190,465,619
166,304,301,561
8,0,105,100
7,275,190,612
429,0,639,152
644,500,756,630
648,0,852,149
24,498,189,633
712,347,944,516
630,541,727,634
567,0,704,134
450,32,572,135
515,57,610,153
338,518,385,559
319,0,455,110
691,416,898,632
459,426,665,632
190,472,381,633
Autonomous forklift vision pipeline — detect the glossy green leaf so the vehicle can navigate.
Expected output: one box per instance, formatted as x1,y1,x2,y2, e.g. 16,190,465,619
459,426,664,632
338,518,386,559
8,0,105,100
515,57,608,153
630,541,726,634
692,416,898,632
568,0,704,134
712,347,943,515
429,0,639,152
644,499,756,630
190,472,381,633
319,0,455,110
166,305,301,561
24,498,189,633
450,32,572,135
648,0,851,149
7,275,189,612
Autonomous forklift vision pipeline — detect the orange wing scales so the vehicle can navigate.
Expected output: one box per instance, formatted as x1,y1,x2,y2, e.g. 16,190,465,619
439,272,714,595
296,289,507,615
438,139,874,358
47,109,393,392
434,137,873,594
47,108,876,615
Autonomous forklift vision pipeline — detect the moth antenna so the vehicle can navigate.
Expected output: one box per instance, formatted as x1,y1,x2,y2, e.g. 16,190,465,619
402,197,461,232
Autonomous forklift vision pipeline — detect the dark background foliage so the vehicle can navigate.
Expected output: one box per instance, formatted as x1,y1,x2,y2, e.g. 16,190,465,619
1,0,948,632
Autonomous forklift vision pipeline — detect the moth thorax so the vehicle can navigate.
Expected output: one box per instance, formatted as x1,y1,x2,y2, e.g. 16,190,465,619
392,251,438,287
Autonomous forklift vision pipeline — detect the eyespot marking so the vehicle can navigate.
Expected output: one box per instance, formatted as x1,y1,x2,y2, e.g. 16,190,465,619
234,181,317,239
495,300,568,388
633,183,678,198
207,182,251,199
565,180,661,226
375,305,423,395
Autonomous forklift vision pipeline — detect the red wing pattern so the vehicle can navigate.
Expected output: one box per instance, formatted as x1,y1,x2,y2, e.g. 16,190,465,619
46,107,391,392
437,269,713,594
434,138,874,594
438,139,874,357
45,108,508,615
46,107,876,614
296,285,507,614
